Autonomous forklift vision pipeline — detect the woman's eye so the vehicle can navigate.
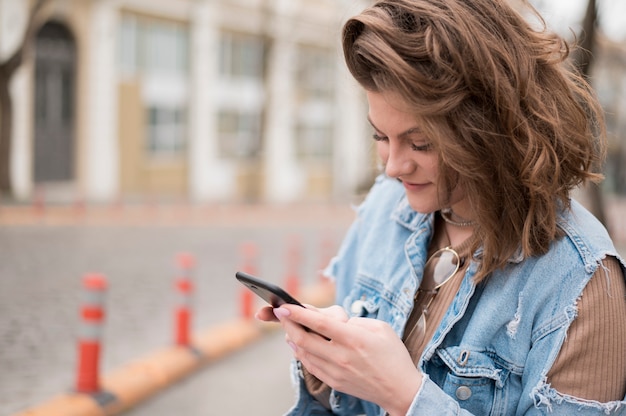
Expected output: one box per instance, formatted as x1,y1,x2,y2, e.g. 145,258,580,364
411,142,433,152
372,132,432,151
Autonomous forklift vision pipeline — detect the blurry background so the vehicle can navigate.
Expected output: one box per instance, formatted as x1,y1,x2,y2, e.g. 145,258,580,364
0,0,624,207
0,0,624,415
0,0,374,206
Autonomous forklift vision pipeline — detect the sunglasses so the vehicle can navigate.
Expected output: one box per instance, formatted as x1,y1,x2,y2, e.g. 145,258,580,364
409,246,461,345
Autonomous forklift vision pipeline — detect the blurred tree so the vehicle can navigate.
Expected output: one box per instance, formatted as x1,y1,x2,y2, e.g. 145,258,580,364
569,0,608,226
571,0,598,75
0,0,48,195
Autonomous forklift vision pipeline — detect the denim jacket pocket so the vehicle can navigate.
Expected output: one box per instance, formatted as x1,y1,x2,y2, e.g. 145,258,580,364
432,347,512,416
343,277,384,318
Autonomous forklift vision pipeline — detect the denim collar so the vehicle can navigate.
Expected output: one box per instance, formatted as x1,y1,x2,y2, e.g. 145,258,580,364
389,193,433,233
390,192,525,264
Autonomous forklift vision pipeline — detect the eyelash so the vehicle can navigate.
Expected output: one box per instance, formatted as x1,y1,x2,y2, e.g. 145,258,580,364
372,133,432,152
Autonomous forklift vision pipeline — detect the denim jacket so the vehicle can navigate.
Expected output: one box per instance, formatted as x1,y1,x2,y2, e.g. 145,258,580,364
286,175,626,416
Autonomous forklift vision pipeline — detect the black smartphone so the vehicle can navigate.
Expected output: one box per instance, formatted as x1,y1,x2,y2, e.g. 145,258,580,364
236,271,331,340
235,271,304,308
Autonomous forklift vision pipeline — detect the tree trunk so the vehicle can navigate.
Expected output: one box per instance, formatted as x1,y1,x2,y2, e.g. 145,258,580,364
571,0,608,227
0,80,11,192
0,60,17,193
572,0,597,76
0,0,48,196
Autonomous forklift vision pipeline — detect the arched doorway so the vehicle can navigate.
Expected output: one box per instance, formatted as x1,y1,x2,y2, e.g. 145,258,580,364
33,21,76,183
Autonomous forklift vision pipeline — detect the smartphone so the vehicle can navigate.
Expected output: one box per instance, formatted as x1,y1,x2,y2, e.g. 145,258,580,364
235,271,304,308
236,271,330,340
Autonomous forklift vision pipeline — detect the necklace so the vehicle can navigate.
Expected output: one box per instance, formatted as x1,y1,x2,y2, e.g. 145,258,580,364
440,209,476,227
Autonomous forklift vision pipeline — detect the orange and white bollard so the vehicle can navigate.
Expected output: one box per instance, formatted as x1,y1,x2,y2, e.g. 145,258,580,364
318,232,335,282
110,194,125,217
284,235,301,297
239,242,258,319
76,273,107,394
174,253,195,347
73,193,86,218
33,186,45,217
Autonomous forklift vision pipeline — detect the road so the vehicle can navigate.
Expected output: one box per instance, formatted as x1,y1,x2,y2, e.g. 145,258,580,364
0,203,354,415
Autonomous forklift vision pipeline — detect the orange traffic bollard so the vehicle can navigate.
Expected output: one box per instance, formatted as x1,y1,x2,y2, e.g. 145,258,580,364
73,190,87,218
284,235,301,297
239,242,258,319
76,273,107,394
174,253,195,347
33,186,45,217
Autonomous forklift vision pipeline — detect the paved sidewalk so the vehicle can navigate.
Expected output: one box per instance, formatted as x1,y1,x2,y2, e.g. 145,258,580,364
0,200,358,227
0,203,354,415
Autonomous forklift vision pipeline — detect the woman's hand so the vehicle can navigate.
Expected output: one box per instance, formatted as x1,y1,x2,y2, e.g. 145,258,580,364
255,305,279,322
255,304,347,324
272,304,423,416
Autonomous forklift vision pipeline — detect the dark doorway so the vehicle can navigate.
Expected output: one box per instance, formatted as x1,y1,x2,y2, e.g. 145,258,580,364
33,21,76,183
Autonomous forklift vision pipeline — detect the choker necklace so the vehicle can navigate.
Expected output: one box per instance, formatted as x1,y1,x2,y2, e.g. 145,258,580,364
440,209,476,227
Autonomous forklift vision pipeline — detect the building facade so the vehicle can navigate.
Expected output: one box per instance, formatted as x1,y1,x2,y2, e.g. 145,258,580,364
0,0,374,203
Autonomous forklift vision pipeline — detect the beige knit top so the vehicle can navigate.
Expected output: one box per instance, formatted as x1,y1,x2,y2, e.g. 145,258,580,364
304,218,626,405
401,224,474,364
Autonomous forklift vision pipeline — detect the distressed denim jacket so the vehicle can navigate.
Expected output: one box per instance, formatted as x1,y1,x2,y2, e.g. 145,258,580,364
286,175,626,416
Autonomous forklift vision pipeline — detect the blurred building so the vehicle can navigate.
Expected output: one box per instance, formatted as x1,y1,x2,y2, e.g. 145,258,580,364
0,0,374,204
3,0,624,205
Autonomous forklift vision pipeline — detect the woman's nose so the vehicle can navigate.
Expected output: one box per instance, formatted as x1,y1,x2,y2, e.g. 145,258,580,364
384,143,414,178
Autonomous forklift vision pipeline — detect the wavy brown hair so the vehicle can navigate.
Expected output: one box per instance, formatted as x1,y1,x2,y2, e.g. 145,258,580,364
343,0,607,281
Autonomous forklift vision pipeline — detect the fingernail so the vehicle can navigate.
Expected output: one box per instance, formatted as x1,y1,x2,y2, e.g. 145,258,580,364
273,307,291,319
287,341,297,352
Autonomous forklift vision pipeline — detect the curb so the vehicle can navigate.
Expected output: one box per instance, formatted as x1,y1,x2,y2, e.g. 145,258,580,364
0,203,357,228
13,281,335,416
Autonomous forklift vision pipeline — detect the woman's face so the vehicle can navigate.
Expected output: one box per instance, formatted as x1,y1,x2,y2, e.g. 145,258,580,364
367,91,469,216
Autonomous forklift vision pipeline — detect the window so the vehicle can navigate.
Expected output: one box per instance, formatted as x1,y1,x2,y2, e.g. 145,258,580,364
142,22,188,75
218,110,262,159
119,15,189,76
296,45,334,99
294,45,336,161
217,32,265,160
146,106,187,157
295,124,332,159
119,14,189,158
119,15,137,74
219,32,265,80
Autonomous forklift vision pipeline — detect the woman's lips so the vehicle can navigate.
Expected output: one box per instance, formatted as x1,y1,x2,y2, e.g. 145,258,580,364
401,180,430,192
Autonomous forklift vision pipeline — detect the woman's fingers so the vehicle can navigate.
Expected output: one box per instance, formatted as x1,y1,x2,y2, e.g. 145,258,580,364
277,304,349,342
255,305,279,322
273,305,350,340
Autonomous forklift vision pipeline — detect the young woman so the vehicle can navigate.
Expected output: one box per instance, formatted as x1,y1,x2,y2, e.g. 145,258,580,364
257,0,626,414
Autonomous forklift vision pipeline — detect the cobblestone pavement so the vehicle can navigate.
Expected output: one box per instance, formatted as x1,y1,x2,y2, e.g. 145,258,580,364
1,197,624,416
0,202,354,415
